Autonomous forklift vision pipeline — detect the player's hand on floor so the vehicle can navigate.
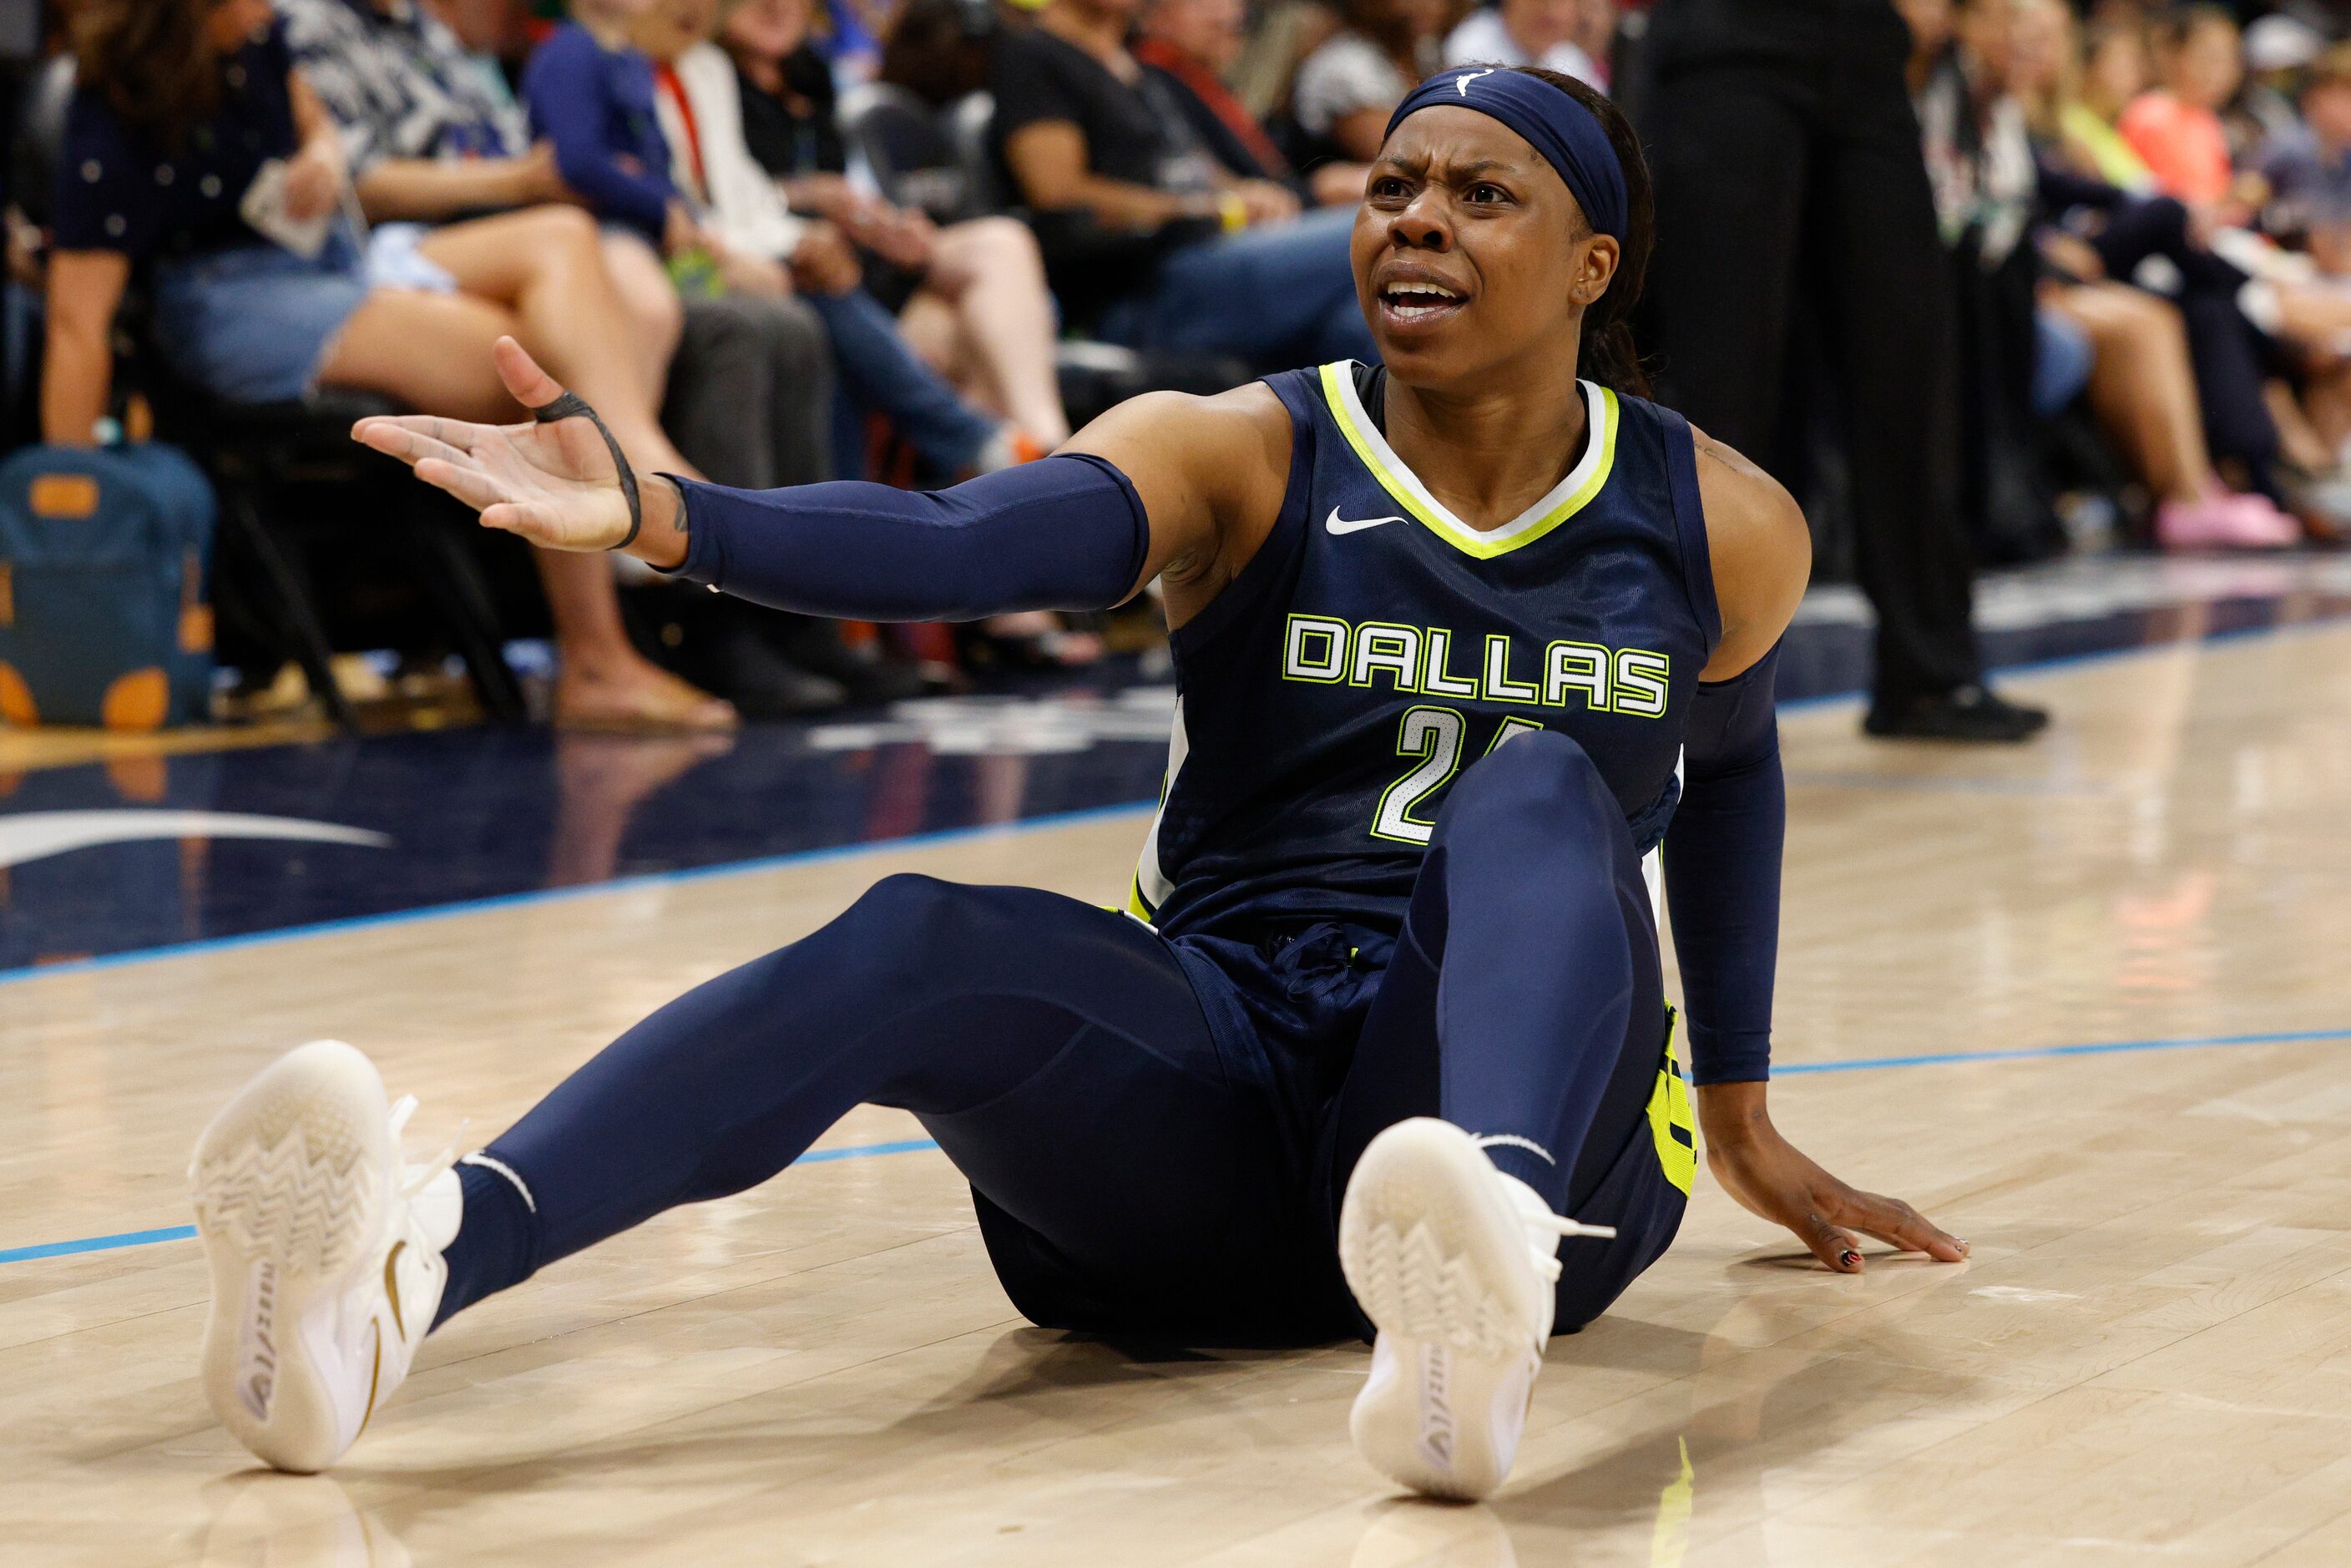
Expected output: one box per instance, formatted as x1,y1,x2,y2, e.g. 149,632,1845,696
351,337,637,553
1696,1085,1968,1273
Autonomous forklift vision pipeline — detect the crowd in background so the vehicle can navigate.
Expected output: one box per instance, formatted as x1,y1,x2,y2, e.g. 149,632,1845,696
3,0,2347,734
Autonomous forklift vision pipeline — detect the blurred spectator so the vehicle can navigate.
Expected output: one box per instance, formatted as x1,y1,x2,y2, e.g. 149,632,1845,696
1292,0,1445,164
2118,7,2256,217
1227,1,1340,128
1641,0,2043,741
431,0,536,60
810,0,887,86
2252,43,2351,240
1442,0,1604,88
283,0,853,714
49,0,733,730
519,0,700,382
1998,0,2301,547
720,0,1073,444
1910,0,2074,561
278,0,817,472
991,0,1374,367
2042,17,2158,190
640,0,1101,667
876,0,994,107
530,0,1034,486
2237,14,2327,147
1135,0,1368,205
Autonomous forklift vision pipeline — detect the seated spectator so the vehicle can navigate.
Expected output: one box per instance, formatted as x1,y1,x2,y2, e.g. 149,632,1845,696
2118,7,2258,219
1442,0,1603,89
808,0,886,87
1917,0,2299,552
2103,20,2351,513
283,0,685,407
1904,0,2059,560
639,0,1100,667
991,0,1374,368
528,0,1036,486
2252,43,2351,242
875,0,994,109
48,0,735,730
2014,0,2299,529
720,0,1073,445
2233,14,2324,154
2041,16,2158,191
283,0,852,716
1135,0,1368,207
1293,0,1446,165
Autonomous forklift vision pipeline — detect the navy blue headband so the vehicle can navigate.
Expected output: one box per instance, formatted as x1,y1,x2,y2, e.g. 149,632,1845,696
1382,68,1628,245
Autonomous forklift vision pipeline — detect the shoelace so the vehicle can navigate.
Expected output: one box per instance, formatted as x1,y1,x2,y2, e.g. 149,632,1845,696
1471,1136,1618,1286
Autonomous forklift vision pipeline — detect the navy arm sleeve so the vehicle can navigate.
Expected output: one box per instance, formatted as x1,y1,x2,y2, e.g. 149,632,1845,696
1661,644,1784,1085
522,30,672,240
662,453,1153,621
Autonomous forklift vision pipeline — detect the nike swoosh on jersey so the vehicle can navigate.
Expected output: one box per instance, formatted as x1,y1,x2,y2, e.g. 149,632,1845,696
1327,508,1408,535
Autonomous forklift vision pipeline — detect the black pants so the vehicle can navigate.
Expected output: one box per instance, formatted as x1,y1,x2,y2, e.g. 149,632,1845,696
665,294,836,490
1641,0,1981,706
2086,195,2281,479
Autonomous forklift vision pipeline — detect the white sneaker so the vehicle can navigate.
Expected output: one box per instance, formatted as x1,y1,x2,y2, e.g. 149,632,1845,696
190,1041,458,1473
1337,1118,1615,1500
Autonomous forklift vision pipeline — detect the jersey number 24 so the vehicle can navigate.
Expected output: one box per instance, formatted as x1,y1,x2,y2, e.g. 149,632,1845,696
1370,706,1545,845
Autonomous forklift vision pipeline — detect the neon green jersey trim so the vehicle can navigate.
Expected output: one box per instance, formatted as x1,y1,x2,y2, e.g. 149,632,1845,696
1317,362,1619,561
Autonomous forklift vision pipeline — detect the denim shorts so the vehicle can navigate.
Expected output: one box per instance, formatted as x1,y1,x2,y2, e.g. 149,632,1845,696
150,224,457,406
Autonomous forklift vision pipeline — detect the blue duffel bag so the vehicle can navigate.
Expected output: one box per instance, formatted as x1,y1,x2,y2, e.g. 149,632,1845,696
0,442,218,729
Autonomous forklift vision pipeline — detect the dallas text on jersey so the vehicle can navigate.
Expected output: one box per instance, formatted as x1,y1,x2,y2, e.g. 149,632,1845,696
1279,614,1672,716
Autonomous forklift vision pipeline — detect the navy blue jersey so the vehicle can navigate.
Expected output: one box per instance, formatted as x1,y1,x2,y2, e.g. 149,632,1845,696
1131,361,1721,939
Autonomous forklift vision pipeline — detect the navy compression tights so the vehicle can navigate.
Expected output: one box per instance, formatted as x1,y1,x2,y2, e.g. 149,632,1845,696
436,731,1666,1330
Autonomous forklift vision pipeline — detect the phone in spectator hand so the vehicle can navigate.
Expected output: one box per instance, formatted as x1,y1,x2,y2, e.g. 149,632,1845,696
240,160,333,260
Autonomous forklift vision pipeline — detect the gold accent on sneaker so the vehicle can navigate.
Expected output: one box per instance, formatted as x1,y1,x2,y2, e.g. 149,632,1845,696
383,1241,407,1344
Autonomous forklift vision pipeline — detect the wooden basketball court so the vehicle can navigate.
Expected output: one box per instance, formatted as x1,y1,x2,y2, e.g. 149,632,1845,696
8,620,2351,1565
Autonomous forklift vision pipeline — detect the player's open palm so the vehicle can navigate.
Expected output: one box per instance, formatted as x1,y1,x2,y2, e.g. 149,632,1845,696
1705,1112,1969,1274
351,337,635,553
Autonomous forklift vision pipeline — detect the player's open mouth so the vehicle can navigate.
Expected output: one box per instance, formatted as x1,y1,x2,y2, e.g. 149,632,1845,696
1378,281,1467,329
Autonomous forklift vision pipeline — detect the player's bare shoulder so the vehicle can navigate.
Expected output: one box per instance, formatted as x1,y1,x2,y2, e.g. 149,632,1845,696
1688,424,1811,672
1064,381,1297,622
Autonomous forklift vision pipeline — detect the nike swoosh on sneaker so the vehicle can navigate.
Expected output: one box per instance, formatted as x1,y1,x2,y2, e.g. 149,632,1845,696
1327,508,1407,535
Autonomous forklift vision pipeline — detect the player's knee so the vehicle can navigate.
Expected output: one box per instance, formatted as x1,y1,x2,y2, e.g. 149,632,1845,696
1474,727,1607,801
839,873,989,984
1449,730,1615,837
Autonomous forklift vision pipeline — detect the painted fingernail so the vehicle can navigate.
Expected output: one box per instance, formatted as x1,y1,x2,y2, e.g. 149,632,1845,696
1841,1250,1863,1269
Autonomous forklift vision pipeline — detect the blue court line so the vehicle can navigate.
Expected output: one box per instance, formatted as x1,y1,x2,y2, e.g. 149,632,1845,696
13,1025,2351,1268
1772,1024,2351,1075
0,1224,200,1264
0,1135,950,1266
791,1137,938,1163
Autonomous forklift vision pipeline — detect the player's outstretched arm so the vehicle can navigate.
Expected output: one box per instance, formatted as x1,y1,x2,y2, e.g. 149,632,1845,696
353,337,1289,625
1670,430,1969,1276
